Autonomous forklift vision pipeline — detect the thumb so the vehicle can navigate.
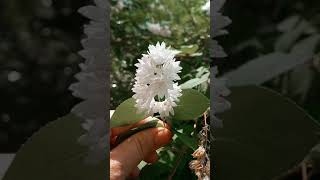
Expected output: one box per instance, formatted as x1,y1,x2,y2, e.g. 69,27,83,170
110,127,172,178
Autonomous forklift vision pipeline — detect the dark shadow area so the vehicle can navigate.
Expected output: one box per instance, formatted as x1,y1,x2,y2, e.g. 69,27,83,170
0,0,90,152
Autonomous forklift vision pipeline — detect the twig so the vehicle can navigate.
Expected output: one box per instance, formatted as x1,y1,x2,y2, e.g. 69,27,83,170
203,112,208,148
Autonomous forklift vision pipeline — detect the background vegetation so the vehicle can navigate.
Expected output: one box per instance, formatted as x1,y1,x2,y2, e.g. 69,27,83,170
0,0,320,179
221,0,320,114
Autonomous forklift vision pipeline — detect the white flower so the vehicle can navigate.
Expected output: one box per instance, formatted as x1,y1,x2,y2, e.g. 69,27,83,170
146,23,172,37
132,42,182,118
211,0,231,128
70,0,108,164
211,67,231,128
212,0,231,58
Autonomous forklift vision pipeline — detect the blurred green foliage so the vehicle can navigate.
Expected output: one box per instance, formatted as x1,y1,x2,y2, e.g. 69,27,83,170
218,0,320,122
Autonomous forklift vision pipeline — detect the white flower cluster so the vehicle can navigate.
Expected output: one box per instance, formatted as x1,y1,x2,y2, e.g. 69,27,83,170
211,0,231,128
69,0,108,163
146,23,172,37
132,42,182,118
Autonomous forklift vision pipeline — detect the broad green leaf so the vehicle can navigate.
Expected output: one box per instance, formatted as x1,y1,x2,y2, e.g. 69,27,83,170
223,53,293,86
213,86,320,180
3,114,106,180
223,46,318,87
274,20,308,52
140,147,196,180
179,45,199,55
277,15,300,32
180,73,209,89
0,154,14,178
180,78,204,89
196,67,209,78
173,89,209,120
111,98,146,128
173,129,197,151
140,162,171,180
290,34,320,58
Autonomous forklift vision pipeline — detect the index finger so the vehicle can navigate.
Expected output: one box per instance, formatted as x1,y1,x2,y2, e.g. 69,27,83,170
111,117,154,137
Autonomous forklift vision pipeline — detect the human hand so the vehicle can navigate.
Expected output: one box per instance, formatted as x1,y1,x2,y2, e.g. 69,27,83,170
110,119,172,180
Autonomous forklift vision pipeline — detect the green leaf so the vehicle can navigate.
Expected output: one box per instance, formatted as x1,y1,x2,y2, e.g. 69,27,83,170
114,118,164,146
180,73,209,89
223,51,315,87
140,162,171,180
275,20,308,52
290,34,320,58
140,148,196,180
213,86,320,180
173,89,209,120
179,45,199,55
111,98,146,128
173,129,197,151
196,67,209,78
277,15,300,32
3,114,106,180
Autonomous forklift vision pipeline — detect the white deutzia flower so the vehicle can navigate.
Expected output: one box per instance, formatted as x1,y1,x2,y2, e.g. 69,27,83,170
132,42,182,118
211,0,231,128
211,67,231,127
70,0,108,163
212,0,231,58
146,23,172,37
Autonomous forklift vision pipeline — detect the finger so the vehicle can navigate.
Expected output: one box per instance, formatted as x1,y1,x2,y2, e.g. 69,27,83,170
143,151,158,164
111,117,159,147
110,127,172,178
111,125,133,138
111,117,153,137
129,167,140,178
